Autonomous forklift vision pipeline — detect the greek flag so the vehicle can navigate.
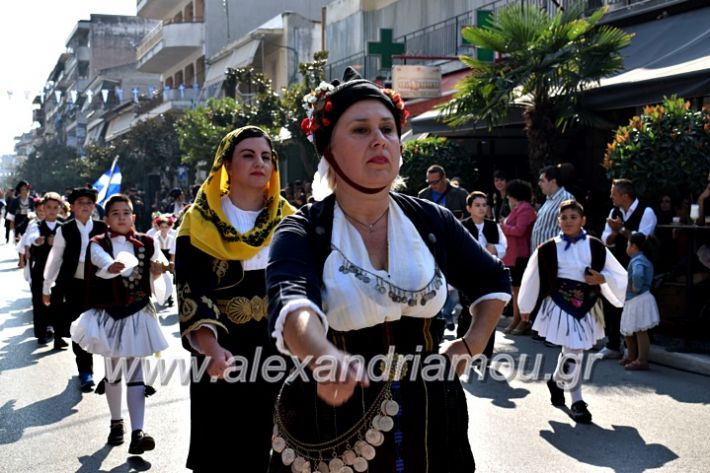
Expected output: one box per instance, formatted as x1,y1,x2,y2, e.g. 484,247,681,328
94,159,122,206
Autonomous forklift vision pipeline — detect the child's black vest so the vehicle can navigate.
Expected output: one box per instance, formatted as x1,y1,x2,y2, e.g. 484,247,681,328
30,221,60,281
533,236,606,315
57,219,107,283
86,233,155,319
462,218,499,244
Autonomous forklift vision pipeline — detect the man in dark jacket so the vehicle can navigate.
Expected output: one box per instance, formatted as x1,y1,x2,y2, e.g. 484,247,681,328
417,165,468,219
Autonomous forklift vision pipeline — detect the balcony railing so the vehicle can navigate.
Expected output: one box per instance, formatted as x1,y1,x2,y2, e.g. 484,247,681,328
136,86,200,115
327,10,477,80
136,22,165,60
136,19,204,73
476,0,658,14
327,0,662,80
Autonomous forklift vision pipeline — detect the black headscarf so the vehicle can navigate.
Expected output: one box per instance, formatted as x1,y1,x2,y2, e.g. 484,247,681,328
312,67,405,156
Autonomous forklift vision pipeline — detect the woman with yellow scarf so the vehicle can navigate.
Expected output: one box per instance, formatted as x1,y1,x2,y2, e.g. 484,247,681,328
175,126,295,472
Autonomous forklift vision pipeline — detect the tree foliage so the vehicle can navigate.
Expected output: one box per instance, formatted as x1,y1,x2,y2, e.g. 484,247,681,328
83,111,181,189
603,96,710,200
440,3,632,173
178,68,290,171
278,51,329,174
15,138,82,193
399,137,477,195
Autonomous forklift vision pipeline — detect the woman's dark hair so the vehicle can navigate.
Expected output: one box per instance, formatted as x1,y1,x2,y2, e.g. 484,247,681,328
222,126,274,162
629,232,659,262
505,179,533,202
493,169,508,181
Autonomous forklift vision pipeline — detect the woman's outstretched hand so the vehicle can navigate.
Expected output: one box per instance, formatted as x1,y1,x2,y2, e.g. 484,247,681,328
315,352,370,407
441,339,474,377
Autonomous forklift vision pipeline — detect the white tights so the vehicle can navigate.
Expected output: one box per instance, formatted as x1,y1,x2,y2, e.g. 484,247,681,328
552,346,584,404
104,357,146,432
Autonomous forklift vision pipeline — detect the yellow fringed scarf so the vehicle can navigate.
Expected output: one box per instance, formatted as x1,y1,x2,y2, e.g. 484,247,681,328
179,126,295,261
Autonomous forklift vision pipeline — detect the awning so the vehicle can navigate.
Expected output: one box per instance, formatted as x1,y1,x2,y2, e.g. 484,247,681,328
104,111,134,141
204,40,261,86
585,7,710,109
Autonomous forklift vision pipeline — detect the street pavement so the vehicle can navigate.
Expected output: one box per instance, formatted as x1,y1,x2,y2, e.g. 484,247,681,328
1,239,709,473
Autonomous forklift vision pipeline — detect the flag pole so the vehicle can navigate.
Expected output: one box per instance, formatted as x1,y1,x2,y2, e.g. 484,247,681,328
107,155,119,181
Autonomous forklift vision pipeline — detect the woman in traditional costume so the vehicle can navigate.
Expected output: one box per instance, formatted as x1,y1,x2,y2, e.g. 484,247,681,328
266,68,511,473
175,126,295,472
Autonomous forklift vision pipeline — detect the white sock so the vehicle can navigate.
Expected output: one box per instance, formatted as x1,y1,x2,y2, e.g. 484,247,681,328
125,358,145,432
553,347,584,403
104,358,123,421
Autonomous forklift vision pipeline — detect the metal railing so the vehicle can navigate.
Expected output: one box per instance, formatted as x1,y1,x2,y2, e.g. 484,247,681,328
136,18,204,60
327,10,477,80
326,0,661,80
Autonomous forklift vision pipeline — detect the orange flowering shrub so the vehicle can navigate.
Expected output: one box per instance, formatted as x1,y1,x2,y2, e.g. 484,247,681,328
604,96,710,198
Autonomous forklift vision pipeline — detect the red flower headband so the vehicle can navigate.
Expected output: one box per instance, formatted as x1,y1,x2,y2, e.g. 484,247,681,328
300,81,409,141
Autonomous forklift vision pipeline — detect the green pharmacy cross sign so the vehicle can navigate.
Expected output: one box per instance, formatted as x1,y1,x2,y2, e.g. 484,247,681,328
368,28,405,70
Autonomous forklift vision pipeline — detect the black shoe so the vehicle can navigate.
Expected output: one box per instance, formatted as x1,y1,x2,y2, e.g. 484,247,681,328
107,419,124,446
546,379,565,407
37,336,51,345
54,338,69,350
570,400,592,424
79,372,95,393
544,341,558,348
128,430,155,454
531,333,545,343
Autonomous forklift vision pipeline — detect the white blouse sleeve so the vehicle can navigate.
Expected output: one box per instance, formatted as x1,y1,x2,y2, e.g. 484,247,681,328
42,227,66,295
599,248,628,308
150,240,172,305
517,248,540,314
26,221,42,246
271,299,329,356
91,242,120,279
495,224,507,261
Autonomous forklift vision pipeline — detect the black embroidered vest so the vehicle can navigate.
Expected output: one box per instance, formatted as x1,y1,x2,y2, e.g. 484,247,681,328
58,219,107,283
462,218,499,244
86,233,155,319
533,236,606,316
610,202,647,266
30,221,60,280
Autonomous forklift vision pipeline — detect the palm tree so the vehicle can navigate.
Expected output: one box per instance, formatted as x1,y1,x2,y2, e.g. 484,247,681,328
440,2,633,174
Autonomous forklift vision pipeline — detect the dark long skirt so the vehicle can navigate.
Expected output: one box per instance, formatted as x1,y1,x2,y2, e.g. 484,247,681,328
269,317,475,473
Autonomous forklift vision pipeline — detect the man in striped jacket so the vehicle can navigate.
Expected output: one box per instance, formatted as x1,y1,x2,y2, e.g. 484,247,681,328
531,165,575,251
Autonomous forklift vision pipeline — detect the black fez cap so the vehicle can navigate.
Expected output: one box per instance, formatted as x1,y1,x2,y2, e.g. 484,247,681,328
311,67,407,155
68,187,98,204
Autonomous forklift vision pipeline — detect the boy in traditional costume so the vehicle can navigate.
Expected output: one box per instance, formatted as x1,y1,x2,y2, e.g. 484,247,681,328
71,194,171,454
518,200,627,423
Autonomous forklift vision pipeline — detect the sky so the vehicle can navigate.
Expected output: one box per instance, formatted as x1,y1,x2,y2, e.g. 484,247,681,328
0,0,136,156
